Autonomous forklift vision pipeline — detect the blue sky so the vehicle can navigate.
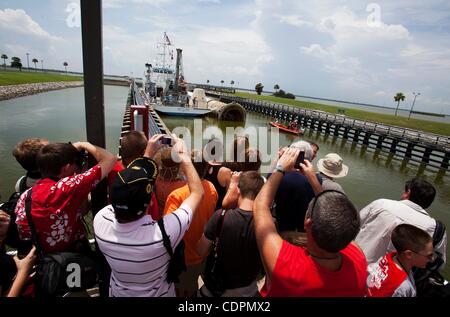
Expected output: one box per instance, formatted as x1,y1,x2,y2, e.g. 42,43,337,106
1,0,450,114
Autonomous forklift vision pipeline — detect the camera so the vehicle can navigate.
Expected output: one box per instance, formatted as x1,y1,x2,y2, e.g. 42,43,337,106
75,150,88,168
160,136,173,146
294,150,305,169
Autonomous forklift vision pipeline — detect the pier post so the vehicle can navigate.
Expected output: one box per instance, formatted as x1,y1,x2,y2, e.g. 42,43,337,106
325,122,331,134
363,132,370,146
80,0,107,212
376,135,384,150
390,139,398,154
441,151,450,170
333,124,340,136
353,129,360,143
405,143,414,159
80,0,108,298
343,127,349,139
422,147,432,164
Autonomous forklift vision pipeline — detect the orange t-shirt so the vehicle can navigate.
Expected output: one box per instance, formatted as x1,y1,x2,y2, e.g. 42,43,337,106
163,180,218,266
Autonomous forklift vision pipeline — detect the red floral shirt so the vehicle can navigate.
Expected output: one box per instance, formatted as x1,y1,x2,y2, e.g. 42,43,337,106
15,165,102,253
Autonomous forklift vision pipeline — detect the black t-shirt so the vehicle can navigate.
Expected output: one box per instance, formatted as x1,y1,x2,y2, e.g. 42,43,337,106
203,208,263,290
274,172,322,232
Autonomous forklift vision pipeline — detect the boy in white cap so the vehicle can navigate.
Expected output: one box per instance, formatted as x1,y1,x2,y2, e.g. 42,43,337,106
316,153,348,194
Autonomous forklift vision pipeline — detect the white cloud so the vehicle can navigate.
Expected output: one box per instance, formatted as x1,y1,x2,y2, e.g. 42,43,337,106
278,15,312,27
103,0,175,9
300,44,329,57
0,9,62,41
1,1,449,113
198,0,221,3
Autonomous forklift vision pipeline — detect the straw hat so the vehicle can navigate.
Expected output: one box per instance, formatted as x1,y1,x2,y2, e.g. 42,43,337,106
317,153,348,178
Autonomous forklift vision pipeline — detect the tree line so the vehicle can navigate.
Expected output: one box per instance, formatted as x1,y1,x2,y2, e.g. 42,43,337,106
1,54,69,74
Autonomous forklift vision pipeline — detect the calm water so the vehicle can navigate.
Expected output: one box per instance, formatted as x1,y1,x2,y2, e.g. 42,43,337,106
1,86,449,278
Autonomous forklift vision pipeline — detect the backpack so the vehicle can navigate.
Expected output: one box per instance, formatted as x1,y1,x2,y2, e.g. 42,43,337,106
24,189,97,297
412,219,449,297
157,218,186,284
0,176,28,248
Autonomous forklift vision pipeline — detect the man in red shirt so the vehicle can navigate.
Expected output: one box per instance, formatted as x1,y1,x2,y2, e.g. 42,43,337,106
254,147,367,297
15,141,116,254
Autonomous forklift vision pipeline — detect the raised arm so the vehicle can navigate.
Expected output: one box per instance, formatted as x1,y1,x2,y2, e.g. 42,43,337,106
254,147,300,285
221,171,241,210
143,133,165,159
300,160,323,196
172,135,204,215
73,142,116,180
6,246,36,297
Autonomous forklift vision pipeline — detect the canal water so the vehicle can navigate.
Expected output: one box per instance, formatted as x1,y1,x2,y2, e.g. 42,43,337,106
1,85,449,278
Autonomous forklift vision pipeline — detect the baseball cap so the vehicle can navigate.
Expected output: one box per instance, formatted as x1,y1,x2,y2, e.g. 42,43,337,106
111,157,158,217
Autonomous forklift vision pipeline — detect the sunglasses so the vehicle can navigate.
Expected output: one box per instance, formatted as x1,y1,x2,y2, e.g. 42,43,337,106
411,250,436,261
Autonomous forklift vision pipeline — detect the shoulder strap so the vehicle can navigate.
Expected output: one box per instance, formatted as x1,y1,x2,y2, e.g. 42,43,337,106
24,189,45,260
18,176,28,193
157,218,173,258
433,220,446,247
212,209,228,255
214,209,227,242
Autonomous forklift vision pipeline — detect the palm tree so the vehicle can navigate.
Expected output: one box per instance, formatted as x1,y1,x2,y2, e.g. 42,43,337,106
394,92,405,116
220,80,224,86
206,79,210,84
63,61,68,74
230,80,235,88
32,58,38,70
11,56,22,71
255,83,264,95
274,84,280,93
1,54,7,69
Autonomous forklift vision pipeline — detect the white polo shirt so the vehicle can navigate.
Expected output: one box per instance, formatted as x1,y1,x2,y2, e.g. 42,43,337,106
93,203,193,297
355,199,447,265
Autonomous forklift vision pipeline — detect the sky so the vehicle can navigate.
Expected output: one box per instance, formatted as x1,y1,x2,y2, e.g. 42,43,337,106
1,0,450,114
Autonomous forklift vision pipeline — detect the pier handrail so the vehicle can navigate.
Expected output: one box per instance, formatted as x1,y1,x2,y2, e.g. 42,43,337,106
216,92,450,150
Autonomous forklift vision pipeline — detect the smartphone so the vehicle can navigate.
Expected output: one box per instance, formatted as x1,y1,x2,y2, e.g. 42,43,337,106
295,151,305,169
17,239,33,259
160,136,173,146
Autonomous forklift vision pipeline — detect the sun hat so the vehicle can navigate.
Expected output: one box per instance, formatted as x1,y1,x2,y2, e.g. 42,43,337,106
317,153,348,178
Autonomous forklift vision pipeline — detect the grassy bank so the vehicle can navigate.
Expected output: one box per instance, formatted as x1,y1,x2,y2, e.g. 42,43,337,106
0,70,82,86
234,92,450,136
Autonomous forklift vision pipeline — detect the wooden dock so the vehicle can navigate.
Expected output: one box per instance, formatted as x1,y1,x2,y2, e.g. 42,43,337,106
212,92,450,172
119,82,170,157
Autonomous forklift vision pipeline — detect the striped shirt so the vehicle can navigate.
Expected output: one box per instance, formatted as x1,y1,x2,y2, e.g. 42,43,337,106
93,203,193,297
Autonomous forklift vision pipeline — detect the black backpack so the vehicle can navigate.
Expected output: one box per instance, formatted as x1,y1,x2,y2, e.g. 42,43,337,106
412,220,449,297
0,176,28,248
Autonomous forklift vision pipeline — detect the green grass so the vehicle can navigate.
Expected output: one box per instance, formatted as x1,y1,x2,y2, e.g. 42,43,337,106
0,70,83,86
235,92,450,136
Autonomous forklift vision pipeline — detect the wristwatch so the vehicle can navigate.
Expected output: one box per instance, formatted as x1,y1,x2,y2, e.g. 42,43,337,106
274,164,285,175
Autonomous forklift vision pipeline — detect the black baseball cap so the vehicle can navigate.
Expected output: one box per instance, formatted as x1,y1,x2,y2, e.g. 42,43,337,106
111,157,158,217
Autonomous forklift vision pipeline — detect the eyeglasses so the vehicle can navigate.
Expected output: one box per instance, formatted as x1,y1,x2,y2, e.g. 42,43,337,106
411,250,436,261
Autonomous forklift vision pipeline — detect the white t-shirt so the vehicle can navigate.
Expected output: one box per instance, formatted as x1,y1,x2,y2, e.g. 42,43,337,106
93,203,193,297
355,199,447,265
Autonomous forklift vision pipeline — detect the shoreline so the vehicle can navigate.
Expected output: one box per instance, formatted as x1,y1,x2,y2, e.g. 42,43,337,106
0,81,84,101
